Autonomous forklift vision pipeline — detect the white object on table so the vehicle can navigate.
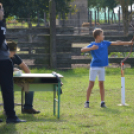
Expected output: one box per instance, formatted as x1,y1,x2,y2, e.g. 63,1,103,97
13,73,63,78
13,70,22,76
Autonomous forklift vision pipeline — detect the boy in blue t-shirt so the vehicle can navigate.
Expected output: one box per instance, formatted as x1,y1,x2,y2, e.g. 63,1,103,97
81,28,133,108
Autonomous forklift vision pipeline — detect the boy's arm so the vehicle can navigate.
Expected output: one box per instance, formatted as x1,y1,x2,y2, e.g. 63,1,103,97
111,40,133,46
81,45,98,52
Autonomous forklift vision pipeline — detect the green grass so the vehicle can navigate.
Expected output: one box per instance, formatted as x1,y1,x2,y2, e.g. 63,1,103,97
1,68,134,134
6,23,45,28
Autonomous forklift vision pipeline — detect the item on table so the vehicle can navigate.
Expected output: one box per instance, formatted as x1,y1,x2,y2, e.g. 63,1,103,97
13,70,22,76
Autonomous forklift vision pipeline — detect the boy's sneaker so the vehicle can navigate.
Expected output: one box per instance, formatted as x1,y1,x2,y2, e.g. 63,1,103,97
84,102,89,108
101,102,107,108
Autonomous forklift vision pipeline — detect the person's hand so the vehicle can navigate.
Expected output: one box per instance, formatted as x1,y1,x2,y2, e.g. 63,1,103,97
91,45,98,50
129,40,133,45
131,37,134,45
129,36,134,45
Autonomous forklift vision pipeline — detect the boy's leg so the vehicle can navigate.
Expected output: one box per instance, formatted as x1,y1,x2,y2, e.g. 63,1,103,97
98,68,106,108
85,68,97,108
86,81,95,101
99,81,105,102
87,68,98,101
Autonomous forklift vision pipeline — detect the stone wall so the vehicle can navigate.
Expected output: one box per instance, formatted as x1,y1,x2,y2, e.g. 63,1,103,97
68,0,88,26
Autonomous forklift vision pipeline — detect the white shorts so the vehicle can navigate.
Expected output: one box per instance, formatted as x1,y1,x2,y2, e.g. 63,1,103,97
89,67,105,81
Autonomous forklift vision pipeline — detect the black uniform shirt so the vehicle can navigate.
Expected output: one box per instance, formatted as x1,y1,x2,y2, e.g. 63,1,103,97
11,54,22,65
0,20,9,59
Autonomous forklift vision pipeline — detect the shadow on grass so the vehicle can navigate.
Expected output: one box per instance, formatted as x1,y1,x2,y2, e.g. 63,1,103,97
15,114,67,123
100,108,121,114
0,123,17,134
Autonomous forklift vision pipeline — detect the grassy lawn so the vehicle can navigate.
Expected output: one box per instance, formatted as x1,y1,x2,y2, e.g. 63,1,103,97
0,68,134,134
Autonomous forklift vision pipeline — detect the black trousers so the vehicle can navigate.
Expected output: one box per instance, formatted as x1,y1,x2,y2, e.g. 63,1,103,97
0,59,16,118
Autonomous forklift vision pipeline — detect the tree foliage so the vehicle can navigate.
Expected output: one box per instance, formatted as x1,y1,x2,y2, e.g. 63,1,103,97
88,0,134,34
88,0,118,9
0,0,73,18
116,0,132,34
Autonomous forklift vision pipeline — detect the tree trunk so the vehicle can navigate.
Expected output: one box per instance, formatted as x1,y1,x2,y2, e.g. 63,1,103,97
118,0,130,35
97,8,99,23
37,10,40,27
49,0,57,69
122,6,129,35
27,13,32,29
28,18,32,28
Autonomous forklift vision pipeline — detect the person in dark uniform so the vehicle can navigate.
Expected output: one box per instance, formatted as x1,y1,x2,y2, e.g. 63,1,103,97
8,42,40,114
0,3,26,123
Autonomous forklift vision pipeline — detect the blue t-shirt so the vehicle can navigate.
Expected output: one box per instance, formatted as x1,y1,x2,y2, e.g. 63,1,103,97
87,40,111,67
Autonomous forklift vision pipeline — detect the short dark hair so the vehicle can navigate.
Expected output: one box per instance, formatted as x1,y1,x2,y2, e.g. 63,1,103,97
7,40,17,51
93,28,103,39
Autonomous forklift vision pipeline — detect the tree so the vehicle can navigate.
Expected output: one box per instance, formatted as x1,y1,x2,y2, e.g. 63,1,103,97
87,0,134,35
88,0,117,10
0,0,73,27
1,0,72,18
49,0,57,68
116,0,132,35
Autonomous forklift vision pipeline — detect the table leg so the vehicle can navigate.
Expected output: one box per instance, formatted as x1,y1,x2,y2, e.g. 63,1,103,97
21,90,24,113
58,82,60,119
53,85,56,116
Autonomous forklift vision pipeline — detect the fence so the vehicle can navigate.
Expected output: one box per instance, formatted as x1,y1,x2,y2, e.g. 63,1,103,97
54,7,134,35
5,7,124,32
5,6,134,36
57,7,122,25
56,35,134,69
6,25,134,70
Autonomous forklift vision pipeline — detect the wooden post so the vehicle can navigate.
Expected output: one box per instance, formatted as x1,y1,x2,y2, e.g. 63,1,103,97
105,8,107,24
37,11,40,26
112,10,114,24
28,18,32,28
62,12,65,27
95,11,96,26
87,0,89,22
131,3,132,20
119,7,121,31
58,13,61,26
108,8,110,24
89,11,92,27
69,12,72,26
69,11,72,19
88,8,89,22
97,8,99,23
114,11,115,24
49,0,57,69
44,12,47,27
89,11,92,33
77,12,80,34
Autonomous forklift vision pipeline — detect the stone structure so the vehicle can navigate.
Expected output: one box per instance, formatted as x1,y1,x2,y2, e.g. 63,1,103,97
61,0,89,26
71,0,88,20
